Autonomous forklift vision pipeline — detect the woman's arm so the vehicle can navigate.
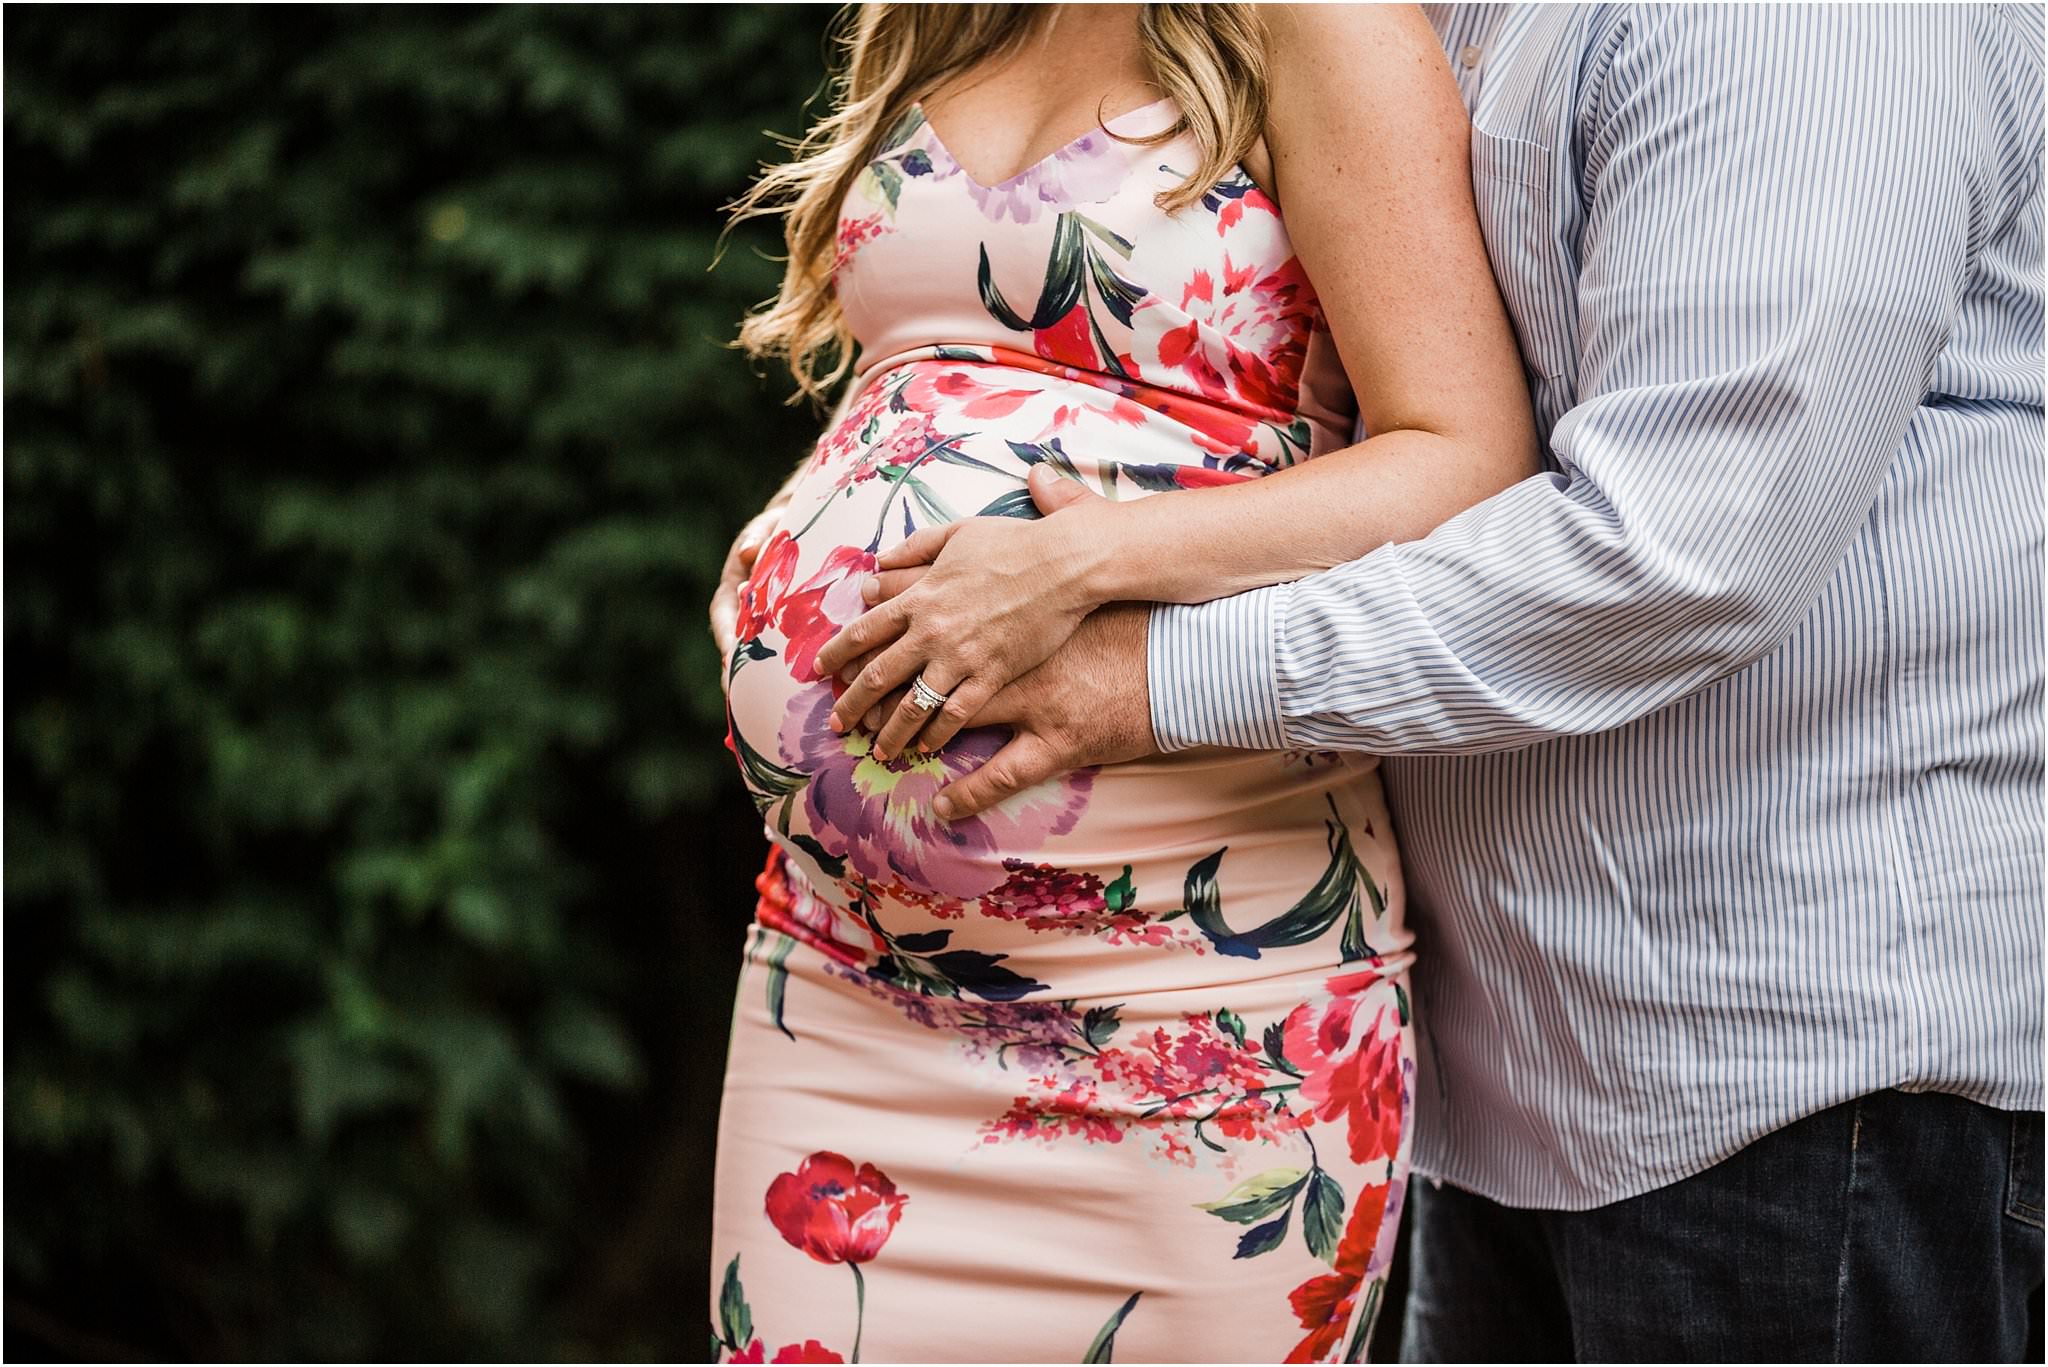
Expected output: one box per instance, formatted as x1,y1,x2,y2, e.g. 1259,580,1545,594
817,4,1538,753
1089,2,1537,601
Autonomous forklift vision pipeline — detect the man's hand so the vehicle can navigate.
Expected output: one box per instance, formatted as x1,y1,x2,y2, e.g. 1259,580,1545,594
933,602,1159,821
709,505,783,666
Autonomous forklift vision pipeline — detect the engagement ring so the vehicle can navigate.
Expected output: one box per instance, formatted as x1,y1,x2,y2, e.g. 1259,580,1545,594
907,674,949,715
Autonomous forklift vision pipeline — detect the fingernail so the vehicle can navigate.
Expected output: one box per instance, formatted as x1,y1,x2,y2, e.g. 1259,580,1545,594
933,794,955,820
841,666,859,685
828,714,845,733
860,576,879,603
875,746,892,762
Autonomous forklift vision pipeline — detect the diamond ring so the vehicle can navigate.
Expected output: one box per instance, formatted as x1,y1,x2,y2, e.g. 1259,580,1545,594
906,673,950,715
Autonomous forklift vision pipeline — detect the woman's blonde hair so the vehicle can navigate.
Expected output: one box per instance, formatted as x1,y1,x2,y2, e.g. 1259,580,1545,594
727,3,1268,405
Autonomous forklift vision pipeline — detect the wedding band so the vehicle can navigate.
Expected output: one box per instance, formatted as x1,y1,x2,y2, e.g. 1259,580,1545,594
907,674,950,715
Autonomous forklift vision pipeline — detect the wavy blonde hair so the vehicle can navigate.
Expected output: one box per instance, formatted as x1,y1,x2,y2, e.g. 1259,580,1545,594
728,3,1268,405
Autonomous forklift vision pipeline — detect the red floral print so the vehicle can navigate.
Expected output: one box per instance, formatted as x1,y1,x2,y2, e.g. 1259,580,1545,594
1096,1016,1277,1128
837,409,943,490
803,380,895,480
735,530,801,645
839,875,967,921
833,211,889,275
1033,302,1098,369
980,1011,1297,1161
1282,970,1405,1167
1134,251,1320,422
775,546,877,684
1284,1178,1389,1363
977,859,1109,930
765,1151,907,1266
731,1339,845,1364
985,1075,1127,1149
756,849,886,970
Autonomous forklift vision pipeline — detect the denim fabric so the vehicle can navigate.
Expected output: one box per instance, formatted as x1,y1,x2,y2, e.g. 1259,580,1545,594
1402,1090,2045,1362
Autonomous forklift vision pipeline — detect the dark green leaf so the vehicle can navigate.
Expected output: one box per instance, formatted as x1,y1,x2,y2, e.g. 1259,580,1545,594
1215,1007,1247,1048
1344,1279,1384,1363
869,159,905,211
975,488,1041,519
1234,1209,1292,1259
766,933,797,1041
1081,1003,1122,1050
1263,1021,1302,1077
1086,246,1146,327
1186,818,1368,960
1026,212,1086,329
1112,462,1189,492
1083,1291,1142,1363
1303,1169,1346,1265
978,244,1032,331
718,1256,752,1351
1181,847,1230,943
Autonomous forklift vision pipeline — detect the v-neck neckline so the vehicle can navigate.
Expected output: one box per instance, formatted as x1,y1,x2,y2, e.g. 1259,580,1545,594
913,96,1176,191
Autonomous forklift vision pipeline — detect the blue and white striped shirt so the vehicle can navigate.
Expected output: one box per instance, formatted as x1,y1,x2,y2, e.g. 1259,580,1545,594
1148,3,2046,1209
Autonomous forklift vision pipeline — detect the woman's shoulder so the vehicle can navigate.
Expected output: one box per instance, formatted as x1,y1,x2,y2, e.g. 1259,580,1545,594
1256,3,1467,201
1260,2,1445,79
1262,2,1460,139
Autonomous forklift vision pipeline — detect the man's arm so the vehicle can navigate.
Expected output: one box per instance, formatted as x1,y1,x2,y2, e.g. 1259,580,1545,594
1148,6,2039,756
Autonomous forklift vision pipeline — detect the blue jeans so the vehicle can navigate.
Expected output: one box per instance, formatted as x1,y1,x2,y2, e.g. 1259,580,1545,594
1402,1090,2044,1362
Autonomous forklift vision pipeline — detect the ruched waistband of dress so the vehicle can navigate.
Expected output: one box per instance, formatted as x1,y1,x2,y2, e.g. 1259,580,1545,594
751,843,1417,1005
843,343,1308,450
846,343,1109,400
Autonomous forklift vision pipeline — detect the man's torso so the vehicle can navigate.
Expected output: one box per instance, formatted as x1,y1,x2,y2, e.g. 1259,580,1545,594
1399,2,2045,1208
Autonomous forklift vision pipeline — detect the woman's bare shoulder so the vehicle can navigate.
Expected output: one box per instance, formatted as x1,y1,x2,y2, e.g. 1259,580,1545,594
1255,3,1467,197
1261,2,1445,75
1262,4,1461,134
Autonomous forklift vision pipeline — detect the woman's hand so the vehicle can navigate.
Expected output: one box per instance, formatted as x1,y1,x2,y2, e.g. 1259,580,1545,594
812,467,1115,759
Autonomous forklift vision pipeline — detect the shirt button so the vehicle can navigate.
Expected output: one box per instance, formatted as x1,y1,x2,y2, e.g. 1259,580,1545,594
1460,44,1483,68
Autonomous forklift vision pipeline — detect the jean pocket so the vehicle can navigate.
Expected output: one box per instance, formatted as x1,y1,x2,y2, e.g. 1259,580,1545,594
2006,1111,2043,1228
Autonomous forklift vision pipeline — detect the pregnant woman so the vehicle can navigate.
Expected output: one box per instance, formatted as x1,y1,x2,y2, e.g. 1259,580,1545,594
708,4,1535,1361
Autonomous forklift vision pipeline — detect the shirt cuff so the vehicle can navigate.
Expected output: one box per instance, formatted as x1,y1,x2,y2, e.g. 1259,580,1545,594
1145,584,1292,752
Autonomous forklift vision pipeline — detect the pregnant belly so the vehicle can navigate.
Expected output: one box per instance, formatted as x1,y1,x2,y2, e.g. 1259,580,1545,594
722,360,1405,991
726,358,1250,815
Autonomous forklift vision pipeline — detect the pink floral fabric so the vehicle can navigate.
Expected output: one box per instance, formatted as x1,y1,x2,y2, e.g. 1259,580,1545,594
713,96,1413,1363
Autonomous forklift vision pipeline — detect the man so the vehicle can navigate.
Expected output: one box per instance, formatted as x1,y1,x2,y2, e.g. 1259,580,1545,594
714,5,2044,1360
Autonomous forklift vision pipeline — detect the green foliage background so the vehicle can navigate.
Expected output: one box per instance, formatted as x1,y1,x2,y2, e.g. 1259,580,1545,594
5,4,832,1358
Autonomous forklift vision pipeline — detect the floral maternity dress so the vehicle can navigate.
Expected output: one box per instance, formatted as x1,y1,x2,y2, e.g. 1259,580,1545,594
713,97,1415,1365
